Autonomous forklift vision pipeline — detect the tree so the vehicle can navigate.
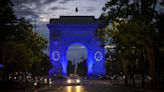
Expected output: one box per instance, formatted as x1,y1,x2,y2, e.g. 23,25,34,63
156,13,164,85
105,48,122,76
1,18,49,75
0,0,50,84
100,0,161,88
67,60,75,76
0,0,52,89
0,0,16,42
77,59,87,77
0,0,17,85
31,54,52,76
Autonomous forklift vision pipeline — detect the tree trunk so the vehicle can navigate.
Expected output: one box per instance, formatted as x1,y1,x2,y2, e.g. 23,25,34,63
149,48,156,88
140,47,145,88
24,71,28,88
145,45,157,88
132,74,135,87
122,57,128,86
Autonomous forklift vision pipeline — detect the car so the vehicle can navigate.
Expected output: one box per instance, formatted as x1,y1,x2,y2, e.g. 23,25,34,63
67,75,80,85
33,79,41,88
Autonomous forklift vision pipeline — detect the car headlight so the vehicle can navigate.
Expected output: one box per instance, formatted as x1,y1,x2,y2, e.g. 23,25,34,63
67,79,71,83
49,78,52,84
44,78,47,83
34,82,37,86
76,79,80,83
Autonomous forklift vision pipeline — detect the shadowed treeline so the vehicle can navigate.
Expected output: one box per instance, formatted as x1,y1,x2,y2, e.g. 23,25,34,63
99,0,164,90
0,0,51,90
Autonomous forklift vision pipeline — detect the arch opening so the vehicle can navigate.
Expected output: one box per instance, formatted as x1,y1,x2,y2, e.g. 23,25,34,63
66,43,88,77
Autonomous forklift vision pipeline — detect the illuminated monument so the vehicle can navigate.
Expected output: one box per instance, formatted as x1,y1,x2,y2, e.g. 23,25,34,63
47,16,106,77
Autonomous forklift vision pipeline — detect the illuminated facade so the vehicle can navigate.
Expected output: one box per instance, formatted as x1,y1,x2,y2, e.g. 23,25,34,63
47,16,106,77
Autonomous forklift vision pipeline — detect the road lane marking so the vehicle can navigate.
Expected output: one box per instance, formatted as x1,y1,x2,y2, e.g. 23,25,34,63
55,86,63,92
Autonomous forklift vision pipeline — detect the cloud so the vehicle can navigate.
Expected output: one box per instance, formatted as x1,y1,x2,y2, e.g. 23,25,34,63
44,0,58,4
14,5,38,18
12,0,41,18
12,0,42,6
86,7,95,12
50,6,68,10
13,0,58,5
81,6,95,12
88,0,99,1
12,0,60,21
59,0,74,4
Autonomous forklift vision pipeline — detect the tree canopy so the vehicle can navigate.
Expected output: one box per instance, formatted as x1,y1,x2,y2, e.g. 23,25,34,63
0,0,51,77
100,0,163,88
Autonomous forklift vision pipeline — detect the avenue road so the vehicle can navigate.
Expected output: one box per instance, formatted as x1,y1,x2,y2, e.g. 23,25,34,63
26,80,153,92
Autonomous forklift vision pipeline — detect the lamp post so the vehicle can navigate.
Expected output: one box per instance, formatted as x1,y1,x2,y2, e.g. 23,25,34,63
32,15,49,32
32,15,39,32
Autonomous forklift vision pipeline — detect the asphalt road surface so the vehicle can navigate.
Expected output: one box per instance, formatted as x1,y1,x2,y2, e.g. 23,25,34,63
24,80,157,92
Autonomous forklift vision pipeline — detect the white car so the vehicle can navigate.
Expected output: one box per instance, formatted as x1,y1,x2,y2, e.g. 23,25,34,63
67,75,80,85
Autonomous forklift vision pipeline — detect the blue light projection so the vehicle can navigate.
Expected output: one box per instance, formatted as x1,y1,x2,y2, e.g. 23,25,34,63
47,16,106,77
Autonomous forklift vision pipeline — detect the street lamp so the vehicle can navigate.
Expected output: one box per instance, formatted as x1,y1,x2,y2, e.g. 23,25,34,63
32,15,49,32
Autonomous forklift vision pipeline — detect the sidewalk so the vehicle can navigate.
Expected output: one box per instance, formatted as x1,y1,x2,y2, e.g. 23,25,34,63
108,79,164,92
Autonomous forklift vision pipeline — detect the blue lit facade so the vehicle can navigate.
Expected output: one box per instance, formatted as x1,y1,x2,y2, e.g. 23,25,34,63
47,16,106,77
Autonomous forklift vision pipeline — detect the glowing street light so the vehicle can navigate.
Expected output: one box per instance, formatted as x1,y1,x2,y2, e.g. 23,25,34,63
39,16,49,22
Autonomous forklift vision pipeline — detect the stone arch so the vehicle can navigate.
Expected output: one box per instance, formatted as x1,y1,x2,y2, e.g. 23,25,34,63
47,16,106,77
